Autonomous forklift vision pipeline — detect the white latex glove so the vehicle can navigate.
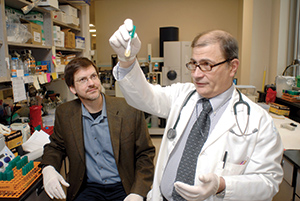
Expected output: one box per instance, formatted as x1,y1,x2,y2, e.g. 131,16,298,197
124,193,143,201
174,173,220,201
42,165,70,199
109,18,141,62
0,124,10,134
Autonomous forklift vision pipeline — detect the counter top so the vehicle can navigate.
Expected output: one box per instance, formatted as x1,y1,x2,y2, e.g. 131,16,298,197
271,112,300,150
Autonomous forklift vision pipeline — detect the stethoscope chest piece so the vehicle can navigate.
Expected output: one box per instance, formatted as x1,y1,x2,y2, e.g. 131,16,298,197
167,128,176,140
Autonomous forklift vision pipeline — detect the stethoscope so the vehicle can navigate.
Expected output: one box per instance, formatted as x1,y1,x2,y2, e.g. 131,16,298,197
167,88,258,140
167,90,196,140
229,89,258,136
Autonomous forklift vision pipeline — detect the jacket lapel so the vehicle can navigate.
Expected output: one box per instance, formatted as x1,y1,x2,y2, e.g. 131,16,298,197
105,95,122,165
69,99,85,162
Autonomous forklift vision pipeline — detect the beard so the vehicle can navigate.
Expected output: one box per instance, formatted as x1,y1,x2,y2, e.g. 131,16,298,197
77,86,101,101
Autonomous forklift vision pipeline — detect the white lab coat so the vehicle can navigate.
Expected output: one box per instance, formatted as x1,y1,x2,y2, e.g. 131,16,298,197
115,61,283,201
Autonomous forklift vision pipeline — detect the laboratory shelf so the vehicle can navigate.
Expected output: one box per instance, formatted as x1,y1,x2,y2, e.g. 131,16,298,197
8,42,52,50
56,47,83,53
4,0,50,13
53,19,81,32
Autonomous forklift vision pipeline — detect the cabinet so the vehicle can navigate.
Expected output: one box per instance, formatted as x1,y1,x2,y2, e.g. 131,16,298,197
0,0,90,82
274,150,300,201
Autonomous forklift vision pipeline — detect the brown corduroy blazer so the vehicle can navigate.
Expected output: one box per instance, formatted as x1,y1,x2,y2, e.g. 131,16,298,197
41,94,155,201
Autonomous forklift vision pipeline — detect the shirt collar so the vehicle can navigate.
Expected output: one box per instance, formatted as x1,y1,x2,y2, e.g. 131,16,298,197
196,84,234,113
81,93,107,119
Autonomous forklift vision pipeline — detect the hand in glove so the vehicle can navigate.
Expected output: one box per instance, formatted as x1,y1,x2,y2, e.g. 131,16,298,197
109,18,141,62
124,193,144,201
42,165,70,199
174,173,220,201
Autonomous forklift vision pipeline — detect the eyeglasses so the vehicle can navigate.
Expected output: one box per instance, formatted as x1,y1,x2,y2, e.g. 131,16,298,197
75,73,99,85
186,58,234,72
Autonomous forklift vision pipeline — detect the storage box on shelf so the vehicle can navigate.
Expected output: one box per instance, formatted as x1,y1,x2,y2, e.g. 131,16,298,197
0,0,90,84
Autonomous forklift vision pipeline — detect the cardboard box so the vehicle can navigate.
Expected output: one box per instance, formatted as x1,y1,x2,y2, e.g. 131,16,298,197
23,20,42,45
75,36,85,49
66,14,79,26
62,29,75,49
269,103,290,116
64,54,76,64
4,130,23,150
52,11,66,23
38,0,59,10
59,5,78,17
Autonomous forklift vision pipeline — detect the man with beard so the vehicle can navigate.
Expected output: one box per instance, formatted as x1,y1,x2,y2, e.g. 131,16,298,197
40,57,155,201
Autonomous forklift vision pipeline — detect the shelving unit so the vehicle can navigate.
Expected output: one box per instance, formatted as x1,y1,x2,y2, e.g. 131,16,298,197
0,0,90,83
53,19,81,31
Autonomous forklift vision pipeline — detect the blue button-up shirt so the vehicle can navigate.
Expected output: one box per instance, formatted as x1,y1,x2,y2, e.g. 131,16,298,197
82,95,121,184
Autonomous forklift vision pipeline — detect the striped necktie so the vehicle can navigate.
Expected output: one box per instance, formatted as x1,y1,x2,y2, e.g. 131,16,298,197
172,98,212,201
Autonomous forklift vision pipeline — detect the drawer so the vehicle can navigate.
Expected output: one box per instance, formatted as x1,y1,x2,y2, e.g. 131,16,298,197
283,157,294,186
296,169,300,197
272,179,293,201
295,195,300,201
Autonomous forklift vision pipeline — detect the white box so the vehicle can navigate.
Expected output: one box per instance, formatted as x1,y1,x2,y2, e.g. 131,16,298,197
38,0,59,10
54,31,64,47
66,15,79,26
52,11,67,23
55,65,65,73
53,25,61,32
75,36,85,49
53,25,61,40
59,5,78,17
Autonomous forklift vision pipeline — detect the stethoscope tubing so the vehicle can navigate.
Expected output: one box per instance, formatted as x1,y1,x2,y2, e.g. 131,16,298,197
167,88,258,140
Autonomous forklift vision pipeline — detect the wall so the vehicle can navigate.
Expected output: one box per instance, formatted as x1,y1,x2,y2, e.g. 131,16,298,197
95,0,243,67
94,0,291,89
237,0,290,90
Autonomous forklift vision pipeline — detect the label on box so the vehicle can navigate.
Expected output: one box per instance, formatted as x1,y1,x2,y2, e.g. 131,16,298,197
34,31,41,43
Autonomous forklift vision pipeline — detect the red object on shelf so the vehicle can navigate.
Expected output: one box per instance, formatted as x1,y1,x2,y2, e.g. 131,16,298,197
42,126,53,135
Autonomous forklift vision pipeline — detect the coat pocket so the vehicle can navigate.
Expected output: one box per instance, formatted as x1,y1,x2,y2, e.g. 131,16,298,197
216,160,248,176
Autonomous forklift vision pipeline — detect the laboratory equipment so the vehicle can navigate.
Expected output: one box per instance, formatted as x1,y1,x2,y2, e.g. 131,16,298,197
159,27,179,57
162,41,192,86
0,134,15,172
275,75,295,98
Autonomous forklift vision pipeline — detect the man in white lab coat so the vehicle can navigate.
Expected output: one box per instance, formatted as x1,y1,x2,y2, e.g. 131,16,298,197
109,19,283,201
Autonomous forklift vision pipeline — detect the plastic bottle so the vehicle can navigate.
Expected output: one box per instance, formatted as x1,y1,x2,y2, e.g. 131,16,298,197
10,57,18,78
152,75,157,85
20,59,29,76
24,50,36,75
153,62,159,72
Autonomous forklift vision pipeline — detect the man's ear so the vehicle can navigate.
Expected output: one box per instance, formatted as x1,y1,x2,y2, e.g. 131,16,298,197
230,58,239,77
69,86,76,95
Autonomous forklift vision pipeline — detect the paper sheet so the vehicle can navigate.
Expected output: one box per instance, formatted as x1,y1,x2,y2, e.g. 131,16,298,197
33,76,41,90
22,130,50,152
11,77,26,103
